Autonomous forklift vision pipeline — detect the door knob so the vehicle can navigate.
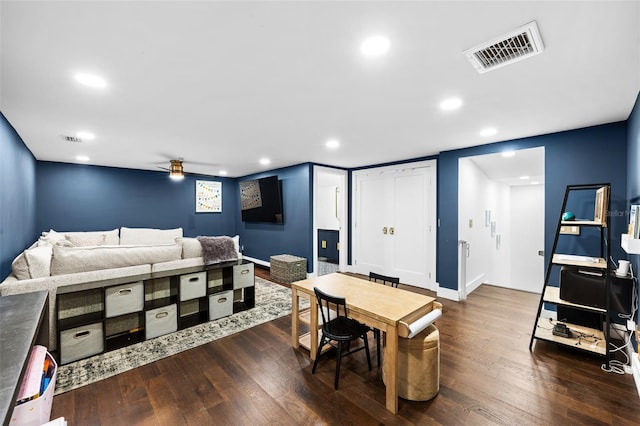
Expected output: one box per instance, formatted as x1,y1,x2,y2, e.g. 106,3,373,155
383,227,388,234
389,227,395,235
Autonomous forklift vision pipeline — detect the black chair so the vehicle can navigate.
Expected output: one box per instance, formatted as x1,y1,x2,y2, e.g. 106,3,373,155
368,272,400,367
312,287,372,390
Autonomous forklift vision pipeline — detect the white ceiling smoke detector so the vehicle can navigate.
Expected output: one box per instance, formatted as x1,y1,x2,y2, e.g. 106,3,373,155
464,21,544,74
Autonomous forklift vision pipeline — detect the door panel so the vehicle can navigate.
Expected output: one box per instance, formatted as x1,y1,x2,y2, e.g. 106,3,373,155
392,172,427,285
357,176,387,273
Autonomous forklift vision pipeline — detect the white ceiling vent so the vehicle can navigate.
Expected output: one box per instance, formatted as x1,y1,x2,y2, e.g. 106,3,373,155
464,21,544,74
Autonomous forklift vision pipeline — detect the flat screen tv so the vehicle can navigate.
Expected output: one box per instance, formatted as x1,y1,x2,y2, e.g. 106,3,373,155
239,175,284,223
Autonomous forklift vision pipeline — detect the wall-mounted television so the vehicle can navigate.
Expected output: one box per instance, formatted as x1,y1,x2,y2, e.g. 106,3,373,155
239,175,284,223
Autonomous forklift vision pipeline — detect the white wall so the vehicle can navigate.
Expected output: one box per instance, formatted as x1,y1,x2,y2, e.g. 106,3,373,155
317,185,340,230
458,158,512,292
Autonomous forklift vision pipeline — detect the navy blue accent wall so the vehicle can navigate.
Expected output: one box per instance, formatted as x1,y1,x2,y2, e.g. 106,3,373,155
437,123,628,291
627,92,640,331
236,164,313,271
36,162,236,237
0,113,37,279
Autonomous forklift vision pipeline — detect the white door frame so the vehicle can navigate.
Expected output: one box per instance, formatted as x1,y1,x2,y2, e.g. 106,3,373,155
313,166,348,277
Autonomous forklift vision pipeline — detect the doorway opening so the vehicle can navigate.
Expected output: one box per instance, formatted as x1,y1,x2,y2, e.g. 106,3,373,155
313,166,347,277
458,147,545,296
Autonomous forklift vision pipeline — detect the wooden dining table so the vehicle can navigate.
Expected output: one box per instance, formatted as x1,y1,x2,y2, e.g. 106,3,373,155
290,273,436,414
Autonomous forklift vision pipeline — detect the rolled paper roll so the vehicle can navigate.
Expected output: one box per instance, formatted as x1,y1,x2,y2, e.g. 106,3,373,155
407,309,442,338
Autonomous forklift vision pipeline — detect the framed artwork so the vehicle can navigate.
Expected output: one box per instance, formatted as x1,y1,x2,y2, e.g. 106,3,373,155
594,186,608,225
196,180,222,213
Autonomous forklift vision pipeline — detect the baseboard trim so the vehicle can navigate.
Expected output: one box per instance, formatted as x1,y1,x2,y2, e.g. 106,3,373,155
243,256,269,268
437,285,460,301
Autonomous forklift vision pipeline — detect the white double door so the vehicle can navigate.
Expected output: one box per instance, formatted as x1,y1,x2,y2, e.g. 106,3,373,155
352,161,436,289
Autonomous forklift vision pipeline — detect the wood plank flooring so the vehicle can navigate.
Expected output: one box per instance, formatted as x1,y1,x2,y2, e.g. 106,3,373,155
51,267,640,425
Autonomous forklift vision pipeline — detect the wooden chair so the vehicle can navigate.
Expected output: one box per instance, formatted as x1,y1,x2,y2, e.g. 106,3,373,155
368,272,400,366
312,287,372,390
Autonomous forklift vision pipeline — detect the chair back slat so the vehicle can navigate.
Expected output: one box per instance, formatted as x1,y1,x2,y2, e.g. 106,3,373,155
314,287,348,327
368,272,400,288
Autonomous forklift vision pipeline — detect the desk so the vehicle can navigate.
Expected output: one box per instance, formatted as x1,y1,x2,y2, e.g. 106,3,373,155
0,291,49,426
291,273,435,414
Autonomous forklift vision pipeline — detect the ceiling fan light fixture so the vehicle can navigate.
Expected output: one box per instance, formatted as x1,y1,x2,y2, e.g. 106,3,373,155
169,160,184,180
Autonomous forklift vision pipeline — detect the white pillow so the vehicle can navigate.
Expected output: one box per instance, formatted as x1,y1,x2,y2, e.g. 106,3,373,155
24,246,53,278
66,234,106,247
39,229,119,246
120,227,183,246
11,252,30,280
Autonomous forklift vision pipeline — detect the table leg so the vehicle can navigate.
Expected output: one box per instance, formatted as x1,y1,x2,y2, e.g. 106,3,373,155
309,296,318,360
291,288,299,349
384,326,399,414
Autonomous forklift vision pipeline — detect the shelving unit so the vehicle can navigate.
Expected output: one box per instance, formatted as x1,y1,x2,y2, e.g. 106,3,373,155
529,183,612,367
56,260,255,364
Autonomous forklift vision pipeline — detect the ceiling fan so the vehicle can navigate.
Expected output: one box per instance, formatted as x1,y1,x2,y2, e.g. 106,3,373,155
154,155,218,180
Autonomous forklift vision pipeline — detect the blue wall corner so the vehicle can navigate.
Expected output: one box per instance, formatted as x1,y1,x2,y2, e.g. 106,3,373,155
626,92,640,332
235,164,313,271
0,112,37,279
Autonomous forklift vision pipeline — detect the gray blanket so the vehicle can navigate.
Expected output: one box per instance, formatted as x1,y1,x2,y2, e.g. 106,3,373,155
197,236,237,264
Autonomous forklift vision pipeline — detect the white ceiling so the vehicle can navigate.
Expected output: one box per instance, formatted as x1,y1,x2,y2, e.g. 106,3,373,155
1,1,639,178
469,146,544,186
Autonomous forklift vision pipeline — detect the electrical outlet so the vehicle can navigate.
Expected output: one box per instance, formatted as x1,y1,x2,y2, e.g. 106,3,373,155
627,319,636,331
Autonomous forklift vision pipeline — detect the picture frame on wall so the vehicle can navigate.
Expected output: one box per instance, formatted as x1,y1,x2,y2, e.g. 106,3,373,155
594,186,608,225
195,180,222,213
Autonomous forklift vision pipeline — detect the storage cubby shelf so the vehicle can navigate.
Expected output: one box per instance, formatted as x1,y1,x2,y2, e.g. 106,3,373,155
552,254,607,269
542,286,606,314
533,317,606,356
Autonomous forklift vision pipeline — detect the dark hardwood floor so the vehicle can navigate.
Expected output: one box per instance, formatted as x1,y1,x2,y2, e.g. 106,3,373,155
51,266,640,425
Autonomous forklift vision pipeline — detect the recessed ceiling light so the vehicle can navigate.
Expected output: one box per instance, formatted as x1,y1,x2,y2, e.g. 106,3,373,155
74,73,107,89
360,36,390,57
480,128,497,137
520,175,530,180
75,155,90,162
219,170,228,176
531,181,540,185
259,158,271,166
326,139,340,149
76,131,95,140
501,151,516,158
439,97,463,111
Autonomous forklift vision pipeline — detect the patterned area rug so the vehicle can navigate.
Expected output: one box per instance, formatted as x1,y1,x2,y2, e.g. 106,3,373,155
55,277,306,394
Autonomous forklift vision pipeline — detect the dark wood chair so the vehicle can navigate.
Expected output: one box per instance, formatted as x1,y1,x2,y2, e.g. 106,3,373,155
312,287,372,390
368,272,400,366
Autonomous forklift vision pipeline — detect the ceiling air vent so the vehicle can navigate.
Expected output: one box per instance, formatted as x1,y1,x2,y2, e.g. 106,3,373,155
464,21,544,74
61,135,82,143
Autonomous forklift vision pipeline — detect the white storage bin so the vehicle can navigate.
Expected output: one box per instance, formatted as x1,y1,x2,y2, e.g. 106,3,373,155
105,281,144,318
209,290,233,320
179,271,207,301
233,263,254,289
60,322,104,364
145,304,177,339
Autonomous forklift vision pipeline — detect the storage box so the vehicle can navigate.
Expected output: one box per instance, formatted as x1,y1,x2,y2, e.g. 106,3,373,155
11,347,57,426
105,281,144,318
145,304,177,339
233,263,254,289
209,290,233,320
270,254,307,284
59,322,104,364
179,271,207,301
